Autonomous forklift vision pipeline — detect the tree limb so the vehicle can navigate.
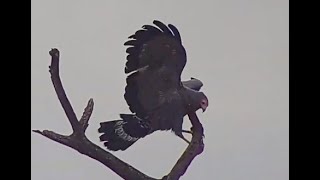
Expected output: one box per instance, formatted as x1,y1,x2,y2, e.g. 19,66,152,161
162,113,204,180
48,49,80,133
33,48,205,180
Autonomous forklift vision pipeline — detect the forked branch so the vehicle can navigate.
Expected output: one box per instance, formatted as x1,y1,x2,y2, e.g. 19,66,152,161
33,48,205,180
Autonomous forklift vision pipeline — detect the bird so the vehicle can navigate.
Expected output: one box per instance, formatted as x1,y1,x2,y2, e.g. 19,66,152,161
98,20,209,151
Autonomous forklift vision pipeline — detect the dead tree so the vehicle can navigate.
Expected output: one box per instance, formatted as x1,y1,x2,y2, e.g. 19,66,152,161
33,48,205,180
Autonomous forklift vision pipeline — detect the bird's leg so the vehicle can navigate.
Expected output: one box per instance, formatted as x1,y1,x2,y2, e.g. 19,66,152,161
176,133,191,144
181,130,192,134
182,126,195,134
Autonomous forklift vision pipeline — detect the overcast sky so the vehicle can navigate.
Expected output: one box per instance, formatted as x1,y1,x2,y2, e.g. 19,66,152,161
31,0,288,180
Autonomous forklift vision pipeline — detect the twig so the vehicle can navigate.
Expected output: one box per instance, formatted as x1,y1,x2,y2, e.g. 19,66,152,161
79,98,94,132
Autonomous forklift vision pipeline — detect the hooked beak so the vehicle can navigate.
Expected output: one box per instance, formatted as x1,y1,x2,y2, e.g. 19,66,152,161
201,106,207,112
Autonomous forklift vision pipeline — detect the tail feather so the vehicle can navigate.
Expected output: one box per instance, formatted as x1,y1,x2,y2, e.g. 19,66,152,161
98,114,150,151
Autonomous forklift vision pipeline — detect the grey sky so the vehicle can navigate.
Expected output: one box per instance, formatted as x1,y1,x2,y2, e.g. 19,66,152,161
31,0,289,180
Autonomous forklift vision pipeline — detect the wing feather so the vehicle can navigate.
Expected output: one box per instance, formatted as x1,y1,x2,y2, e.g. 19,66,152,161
124,20,186,74
123,20,188,131
153,20,174,36
168,24,182,43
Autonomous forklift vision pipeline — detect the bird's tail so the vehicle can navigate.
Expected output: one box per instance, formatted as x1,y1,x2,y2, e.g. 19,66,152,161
98,114,151,151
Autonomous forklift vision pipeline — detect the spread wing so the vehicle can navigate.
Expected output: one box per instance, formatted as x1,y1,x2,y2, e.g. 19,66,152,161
124,20,186,75
123,20,187,130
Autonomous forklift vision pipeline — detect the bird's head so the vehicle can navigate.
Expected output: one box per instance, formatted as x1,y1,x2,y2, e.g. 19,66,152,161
198,93,209,112
199,95,209,112
186,90,209,113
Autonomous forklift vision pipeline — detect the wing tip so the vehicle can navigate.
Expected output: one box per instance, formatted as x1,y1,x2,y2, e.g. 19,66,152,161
123,20,184,74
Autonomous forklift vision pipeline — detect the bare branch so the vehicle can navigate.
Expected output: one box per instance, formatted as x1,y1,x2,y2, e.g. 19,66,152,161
33,130,71,146
163,112,204,180
33,130,155,180
34,48,156,180
48,49,80,133
79,98,94,132
33,48,205,180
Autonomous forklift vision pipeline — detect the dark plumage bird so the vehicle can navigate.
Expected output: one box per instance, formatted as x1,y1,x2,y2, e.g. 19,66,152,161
98,20,209,151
